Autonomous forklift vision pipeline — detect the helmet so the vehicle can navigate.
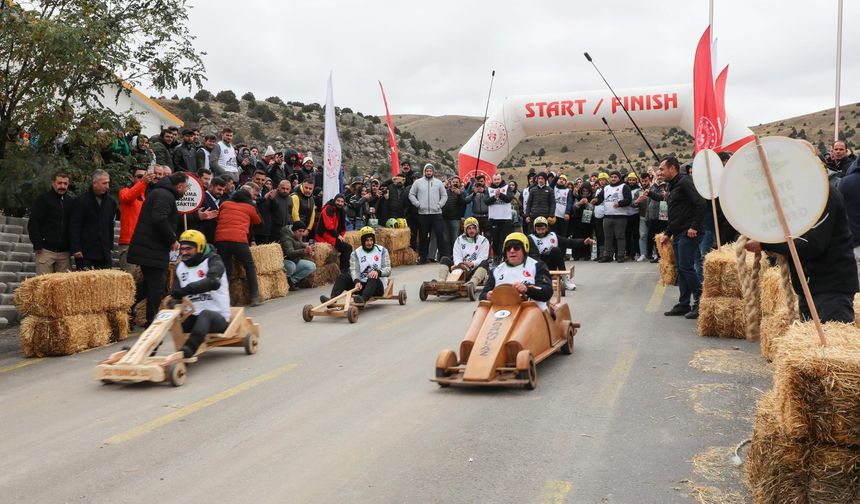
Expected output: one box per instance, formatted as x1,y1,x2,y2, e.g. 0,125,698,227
548,216,557,226
359,226,376,242
396,218,408,229
386,218,398,228
503,232,530,254
179,229,206,254
626,172,639,180
598,172,609,181
533,216,549,228
463,217,479,231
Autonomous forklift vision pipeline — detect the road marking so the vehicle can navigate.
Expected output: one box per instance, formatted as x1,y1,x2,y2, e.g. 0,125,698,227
593,348,637,409
645,283,666,312
376,303,444,332
103,363,300,445
0,357,46,373
536,480,572,504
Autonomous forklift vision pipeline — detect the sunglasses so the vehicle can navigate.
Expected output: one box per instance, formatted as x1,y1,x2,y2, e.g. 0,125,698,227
504,243,524,252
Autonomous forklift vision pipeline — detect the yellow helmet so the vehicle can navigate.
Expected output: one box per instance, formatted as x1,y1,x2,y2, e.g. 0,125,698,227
597,172,609,180
503,232,530,253
533,216,549,227
359,226,376,240
626,171,639,180
463,217,479,231
179,229,206,254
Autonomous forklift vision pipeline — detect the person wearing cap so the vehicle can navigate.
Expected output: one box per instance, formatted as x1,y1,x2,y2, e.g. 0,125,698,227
387,174,410,220
279,220,316,290
479,232,553,311
438,217,490,288
570,181,595,259
465,174,491,242
170,230,231,358
595,170,632,263
524,172,555,230
441,176,467,247
624,171,644,260
315,193,351,271
172,128,198,173
528,216,591,290
408,163,449,263
321,226,391,304
551,173,573,241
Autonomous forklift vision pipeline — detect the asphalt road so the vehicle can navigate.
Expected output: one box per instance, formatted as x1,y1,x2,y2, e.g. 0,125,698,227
0,260,770,504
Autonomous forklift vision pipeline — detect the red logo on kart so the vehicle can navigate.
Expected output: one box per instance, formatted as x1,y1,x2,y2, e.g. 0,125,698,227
523,270,532,277
197,270,205,278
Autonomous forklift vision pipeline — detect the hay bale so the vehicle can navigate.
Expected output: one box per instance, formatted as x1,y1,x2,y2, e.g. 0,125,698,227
697,296,746,339
311,242,338,268
250,243,285,274
342,231,361,250
19,313,112,357
807,446,860,503
390,247,418,267
106,310,130,342
761,266,798,315
376,228,410,251
745,391,808,504
773,322,860,445
258,271,289,300
301,262,340,288
760,310,795,361
654,233,676,286
701,245,749,299
15,270,135,317
855,293,860,329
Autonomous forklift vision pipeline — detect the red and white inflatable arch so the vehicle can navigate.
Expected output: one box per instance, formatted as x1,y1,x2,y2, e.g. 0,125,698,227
457,83,755,180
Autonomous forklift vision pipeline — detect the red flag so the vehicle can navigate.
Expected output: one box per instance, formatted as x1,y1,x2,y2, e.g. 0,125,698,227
378,81,400,177
714,65,729,150
693,26,722,153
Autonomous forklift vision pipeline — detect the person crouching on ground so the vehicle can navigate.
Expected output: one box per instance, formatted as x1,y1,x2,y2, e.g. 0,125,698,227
480,232,553,311
170,230,231,358
527,216,592,291
321,226,391,304
280,220,317,290
437,217,490,289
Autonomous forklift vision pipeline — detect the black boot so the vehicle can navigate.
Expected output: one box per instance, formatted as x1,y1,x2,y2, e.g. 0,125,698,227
664,303,691,316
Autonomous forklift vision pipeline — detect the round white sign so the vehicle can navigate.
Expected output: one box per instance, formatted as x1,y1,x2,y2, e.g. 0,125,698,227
719,137,828,244
692,148,724,200
176,173,205,215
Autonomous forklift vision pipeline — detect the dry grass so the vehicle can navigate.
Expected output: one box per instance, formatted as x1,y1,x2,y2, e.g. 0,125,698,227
759,311,796,362
698,297,746,339
250,243,285,274
311,242,338,268
654,233,676,286
689,348,770,378
15,270,135,317
377,228,411,251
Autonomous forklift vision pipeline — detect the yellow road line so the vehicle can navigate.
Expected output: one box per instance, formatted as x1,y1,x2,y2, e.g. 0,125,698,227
376,303,444,332
645,283,666,312
536,480,573,504
0,357,46,373
104,363,300,445
593,349,637,409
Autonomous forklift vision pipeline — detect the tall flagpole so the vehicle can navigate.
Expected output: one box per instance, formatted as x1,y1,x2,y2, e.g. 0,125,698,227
834,0,844,142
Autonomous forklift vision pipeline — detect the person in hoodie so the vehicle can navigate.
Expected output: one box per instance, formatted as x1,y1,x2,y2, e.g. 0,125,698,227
129,172,188,325
280,220,316,290
569,182,595,259
595,170,633,263
214,185,264,306
408,163,448,263
315,193,351,271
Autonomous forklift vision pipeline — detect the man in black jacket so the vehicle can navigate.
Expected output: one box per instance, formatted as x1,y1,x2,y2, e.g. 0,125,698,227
746,185,858,323
129,172,188,325
386,175,409,219
172,128,198,172
442,176,466,249
658,157,707,318
29,171,74,275
524,172,555,230
70,169,117,269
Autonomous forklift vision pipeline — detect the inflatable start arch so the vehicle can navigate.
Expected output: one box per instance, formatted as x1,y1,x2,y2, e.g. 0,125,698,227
457,83,755,180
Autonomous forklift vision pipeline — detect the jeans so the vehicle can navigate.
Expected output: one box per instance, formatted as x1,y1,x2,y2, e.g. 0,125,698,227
216,241,260,299
673,234,703,306
638,218,649,258
284,258,316,284
695,230,715,283
445,219,461,248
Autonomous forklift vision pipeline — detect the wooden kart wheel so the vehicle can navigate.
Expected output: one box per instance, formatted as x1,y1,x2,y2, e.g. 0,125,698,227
168,361,187,387
419,283,428,301
560,324,574,355
244,332,259,355
435,349,458,388
398,288,407,305
347,305,359,323
302,304,314,322
516,350,537,390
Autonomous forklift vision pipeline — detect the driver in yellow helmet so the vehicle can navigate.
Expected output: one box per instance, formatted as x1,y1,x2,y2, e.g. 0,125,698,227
321,226,391,304
437,217,490,288
479,232,553,311
170,230,231,358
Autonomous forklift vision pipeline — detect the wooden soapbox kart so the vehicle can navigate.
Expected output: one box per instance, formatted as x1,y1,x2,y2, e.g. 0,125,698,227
431,270,579,390
94,297,260,387
419,267,479,302
301,279,407,323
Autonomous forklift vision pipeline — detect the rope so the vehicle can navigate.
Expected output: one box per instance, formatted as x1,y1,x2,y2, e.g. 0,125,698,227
735,235,762,340
775,253,800,321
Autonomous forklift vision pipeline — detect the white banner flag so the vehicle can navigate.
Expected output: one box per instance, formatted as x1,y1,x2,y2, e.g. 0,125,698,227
323,71,342,203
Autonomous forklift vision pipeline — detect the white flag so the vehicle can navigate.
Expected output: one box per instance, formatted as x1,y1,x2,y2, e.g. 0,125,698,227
323,71,342,204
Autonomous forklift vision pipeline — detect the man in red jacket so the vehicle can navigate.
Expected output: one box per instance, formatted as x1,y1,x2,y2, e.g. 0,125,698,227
315,194,352,271
118,168,154,272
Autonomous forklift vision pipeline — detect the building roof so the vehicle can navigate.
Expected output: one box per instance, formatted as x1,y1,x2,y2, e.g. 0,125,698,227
119,80,184,127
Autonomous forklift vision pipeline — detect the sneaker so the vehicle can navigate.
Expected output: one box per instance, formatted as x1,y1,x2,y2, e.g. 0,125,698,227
320,295,330,304
181,345,194,359
616,256,626,263
636,255,646,262
250,296,263,307
650,257,660,263
664,304,691,316
352,294,366,304
597,257,612,263
685,307,699,319
564,279,577,291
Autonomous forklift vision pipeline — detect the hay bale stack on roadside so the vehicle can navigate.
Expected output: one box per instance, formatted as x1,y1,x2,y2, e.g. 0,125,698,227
342,231,361,251
697,297,746,339
311,242,337,269
760,311,795,362
701,245,752,299
376,228,410,252
16,271,135,357
390,248,418,267
228,244,290,305
697,243,758,339
653,233,675,286
301,262,340,288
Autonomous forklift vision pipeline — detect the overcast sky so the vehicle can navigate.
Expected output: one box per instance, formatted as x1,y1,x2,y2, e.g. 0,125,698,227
162,0,857,129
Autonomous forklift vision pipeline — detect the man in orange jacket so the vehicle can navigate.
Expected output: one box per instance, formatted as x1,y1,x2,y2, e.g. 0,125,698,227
214,185,264,306
118,167,154,272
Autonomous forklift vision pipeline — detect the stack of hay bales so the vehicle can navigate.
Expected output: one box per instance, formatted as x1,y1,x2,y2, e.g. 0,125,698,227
300,241,340,288
698,245,757,339
378,228,416,266
653,233,676,286
759,263,799,361
15,271,135,357
229,243,289,305
747,322,860,502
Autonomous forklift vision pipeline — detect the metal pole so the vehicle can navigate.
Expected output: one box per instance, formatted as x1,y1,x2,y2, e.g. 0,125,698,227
601,117,638,179
834,0,844,142
472,70,496,181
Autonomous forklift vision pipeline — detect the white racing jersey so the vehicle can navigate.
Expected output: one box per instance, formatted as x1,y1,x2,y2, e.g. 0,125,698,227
176,257,231,321
602,184,626,216
487,184,512,220
529,232,559,255
217,141,238,174
453,234,490,264
492,256,546,310
353,245,389,288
